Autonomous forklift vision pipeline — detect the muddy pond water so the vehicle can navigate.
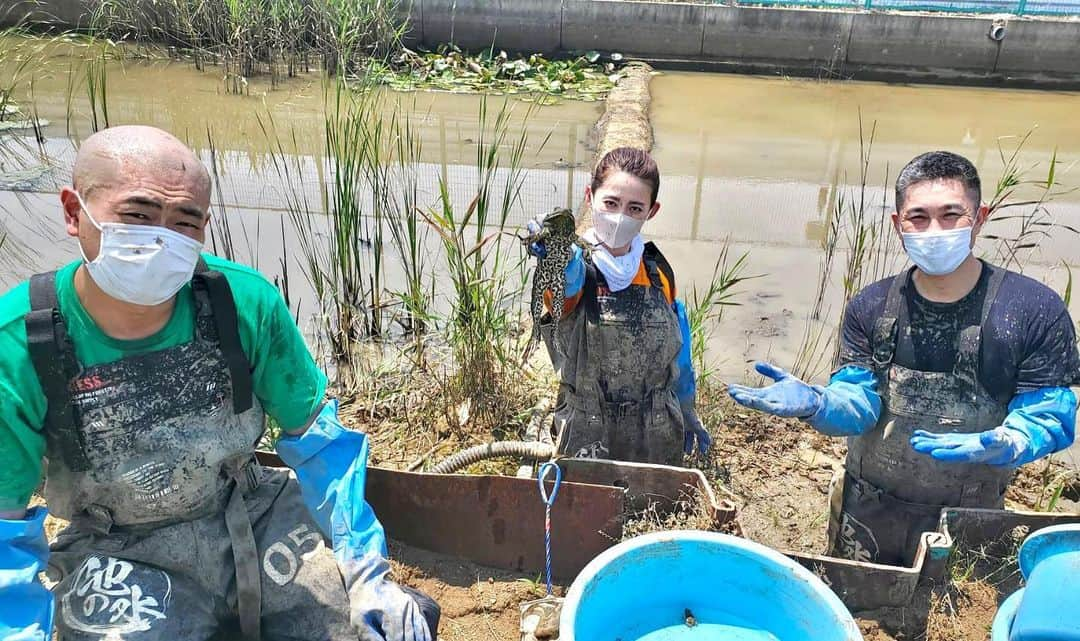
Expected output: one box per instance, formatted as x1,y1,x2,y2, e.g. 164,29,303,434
2,44,1079,386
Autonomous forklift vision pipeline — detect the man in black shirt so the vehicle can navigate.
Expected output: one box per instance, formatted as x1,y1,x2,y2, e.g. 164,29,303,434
729,151,1079,566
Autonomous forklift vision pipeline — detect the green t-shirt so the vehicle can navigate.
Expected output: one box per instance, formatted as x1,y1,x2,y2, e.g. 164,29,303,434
0,254,327,511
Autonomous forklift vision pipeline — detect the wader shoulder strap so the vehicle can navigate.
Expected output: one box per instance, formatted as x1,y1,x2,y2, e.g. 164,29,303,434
952,262,1007,392
643,242,676,302
192,259,254,414
25,271,92,472
871,269,911,374
583,261,600,325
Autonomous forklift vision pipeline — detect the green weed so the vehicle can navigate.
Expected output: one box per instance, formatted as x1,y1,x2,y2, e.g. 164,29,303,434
982,132,1079,273
687,239,757,386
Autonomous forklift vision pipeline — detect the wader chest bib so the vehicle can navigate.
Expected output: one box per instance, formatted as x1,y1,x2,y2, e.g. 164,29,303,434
25,263,334,641
26,265,264,528
544,244,684,465
830,264,1013,566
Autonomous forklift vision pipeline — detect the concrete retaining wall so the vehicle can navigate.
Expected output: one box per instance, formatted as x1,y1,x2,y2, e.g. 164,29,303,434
563,0,706,57
846,12,1002,70
4,0,1080,87
703,6,853,67
995,19,1080,74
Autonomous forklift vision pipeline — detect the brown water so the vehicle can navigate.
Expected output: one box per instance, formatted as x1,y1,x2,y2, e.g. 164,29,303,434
647,71,1080,382
2,46,1079,385
0,39,600,321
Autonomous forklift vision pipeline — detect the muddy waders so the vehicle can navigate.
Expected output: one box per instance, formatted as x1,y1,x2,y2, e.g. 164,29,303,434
25,263,435,640
828,265,1014,566
543,245,685,466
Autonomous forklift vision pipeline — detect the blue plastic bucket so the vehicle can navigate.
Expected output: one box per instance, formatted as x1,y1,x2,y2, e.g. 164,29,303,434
992,523,1080,641
559,530,863,641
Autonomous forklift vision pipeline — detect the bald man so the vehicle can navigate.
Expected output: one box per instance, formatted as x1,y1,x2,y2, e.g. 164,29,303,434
0,126,438,641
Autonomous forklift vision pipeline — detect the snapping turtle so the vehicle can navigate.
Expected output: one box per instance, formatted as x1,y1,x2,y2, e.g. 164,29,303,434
521,208,588,364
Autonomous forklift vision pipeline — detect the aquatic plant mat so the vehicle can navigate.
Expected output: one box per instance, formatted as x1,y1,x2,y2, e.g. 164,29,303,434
372,46,624,103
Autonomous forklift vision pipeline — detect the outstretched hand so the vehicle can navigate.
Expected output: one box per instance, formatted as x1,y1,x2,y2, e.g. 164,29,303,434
727,362,822,419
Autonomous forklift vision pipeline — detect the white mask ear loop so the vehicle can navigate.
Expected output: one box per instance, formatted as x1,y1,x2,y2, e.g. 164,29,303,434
74,191,105,265
74,191,104,232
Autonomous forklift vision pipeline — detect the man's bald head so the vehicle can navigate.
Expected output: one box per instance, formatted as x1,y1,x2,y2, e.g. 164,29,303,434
62,126,214,263
73,125,211,207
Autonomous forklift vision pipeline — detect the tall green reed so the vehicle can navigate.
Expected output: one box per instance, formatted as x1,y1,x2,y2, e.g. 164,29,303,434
0,26,32,120
380,107,433,361
85,43,110,132
88,0,407,92
419,97,543,432
261,74,429,389
982,131,1079,273
792,117,900,381
260,79,542,432
687,239,757,386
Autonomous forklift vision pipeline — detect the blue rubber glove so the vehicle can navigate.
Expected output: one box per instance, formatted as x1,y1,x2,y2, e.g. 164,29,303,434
671,298,710,455
728,362,823,418
344,575,432,641
277,400,431,641
682,406,711,456
525,219,547,259
275,399,386,552
328,416,432,641
672,299,696,406
910,426,1029,466
910,387,1077,466
1000,387,1077,464
803,366,882,437
0,507,54,641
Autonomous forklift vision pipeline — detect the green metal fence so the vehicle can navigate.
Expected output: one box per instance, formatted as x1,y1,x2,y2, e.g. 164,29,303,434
733,0,1080,16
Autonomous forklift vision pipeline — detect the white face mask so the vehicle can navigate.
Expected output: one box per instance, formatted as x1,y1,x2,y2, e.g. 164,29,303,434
77,192,204,306
901,226,973,276
593,207,645,250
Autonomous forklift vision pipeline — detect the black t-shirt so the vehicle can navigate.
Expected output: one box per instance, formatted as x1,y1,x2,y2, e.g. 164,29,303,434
839,262,1080,403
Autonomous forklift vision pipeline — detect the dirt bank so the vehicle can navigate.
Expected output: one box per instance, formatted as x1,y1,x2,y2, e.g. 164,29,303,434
578,61,655,230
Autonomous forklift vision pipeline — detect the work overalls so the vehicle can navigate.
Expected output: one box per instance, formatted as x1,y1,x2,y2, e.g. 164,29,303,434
543,244,685,466
25,263,436,640
829,265,1013,566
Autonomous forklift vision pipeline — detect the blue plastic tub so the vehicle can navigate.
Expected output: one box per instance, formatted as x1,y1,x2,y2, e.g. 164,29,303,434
559,530,863,641
992,523,1080,641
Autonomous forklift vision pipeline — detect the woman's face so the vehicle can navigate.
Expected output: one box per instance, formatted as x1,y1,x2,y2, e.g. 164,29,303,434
587,170,660,220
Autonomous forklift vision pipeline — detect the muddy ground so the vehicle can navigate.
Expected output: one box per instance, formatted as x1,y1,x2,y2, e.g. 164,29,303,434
356,386,1076,641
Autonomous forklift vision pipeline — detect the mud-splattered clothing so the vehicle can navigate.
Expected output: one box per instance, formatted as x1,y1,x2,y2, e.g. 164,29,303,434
822,261,1079,566
839,261,1080,401
1,256,438,640
543,244,687,465
0,255,326,512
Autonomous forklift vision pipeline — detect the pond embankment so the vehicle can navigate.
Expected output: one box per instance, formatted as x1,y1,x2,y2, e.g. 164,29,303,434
9,0,1080,88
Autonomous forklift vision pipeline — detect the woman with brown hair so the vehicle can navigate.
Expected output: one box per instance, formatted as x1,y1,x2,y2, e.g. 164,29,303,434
527,147,710,466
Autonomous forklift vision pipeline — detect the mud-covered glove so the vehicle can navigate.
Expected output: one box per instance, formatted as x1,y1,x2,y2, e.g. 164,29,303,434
727,362,823,418
682,406,711,456
524,218,548,259
910,427,1028,466
341,559,432,641
277,401,433,640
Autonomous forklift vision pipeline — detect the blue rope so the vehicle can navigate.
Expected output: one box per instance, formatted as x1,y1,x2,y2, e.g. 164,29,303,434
538,461,562,596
